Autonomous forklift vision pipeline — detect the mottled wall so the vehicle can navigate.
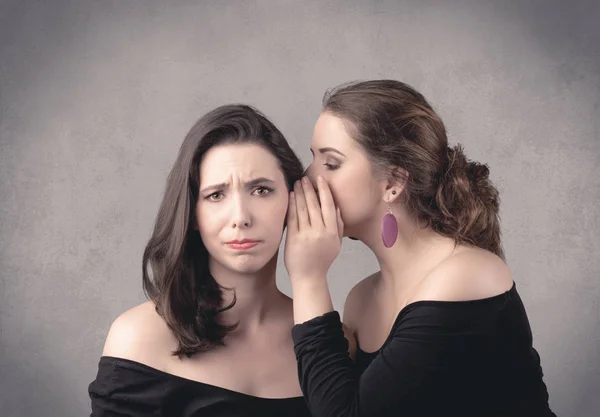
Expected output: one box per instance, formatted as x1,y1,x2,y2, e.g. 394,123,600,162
1,1,598,416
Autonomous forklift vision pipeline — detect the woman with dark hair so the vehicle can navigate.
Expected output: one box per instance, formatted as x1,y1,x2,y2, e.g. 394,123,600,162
284,80,556,416
88,104,312,416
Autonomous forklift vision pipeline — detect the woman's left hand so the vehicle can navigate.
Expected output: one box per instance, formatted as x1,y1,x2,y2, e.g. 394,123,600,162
284,176,344,283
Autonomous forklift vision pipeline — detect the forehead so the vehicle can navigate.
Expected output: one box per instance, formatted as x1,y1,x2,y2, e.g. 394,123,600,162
199,143,283,183
313,112,360,150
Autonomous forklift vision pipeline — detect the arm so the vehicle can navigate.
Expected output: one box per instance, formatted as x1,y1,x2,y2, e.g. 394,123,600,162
89,356,166,417
292,308,469,417
90,303,168,416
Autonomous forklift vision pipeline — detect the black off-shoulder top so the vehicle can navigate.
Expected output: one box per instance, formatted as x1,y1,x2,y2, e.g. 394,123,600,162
292,282,556,417
88,356,310,417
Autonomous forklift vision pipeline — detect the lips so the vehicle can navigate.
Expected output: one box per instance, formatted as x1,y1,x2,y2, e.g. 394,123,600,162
224,239,260,250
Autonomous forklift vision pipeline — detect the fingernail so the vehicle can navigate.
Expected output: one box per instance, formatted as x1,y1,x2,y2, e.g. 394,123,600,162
302,177,309,184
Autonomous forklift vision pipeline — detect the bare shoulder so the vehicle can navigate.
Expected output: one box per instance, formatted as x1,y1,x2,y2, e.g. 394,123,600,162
343,271,379,328
413,246,513,303
102,301,175,367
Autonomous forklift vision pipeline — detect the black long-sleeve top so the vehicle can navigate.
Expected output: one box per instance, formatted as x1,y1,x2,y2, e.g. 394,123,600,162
292,282,556,417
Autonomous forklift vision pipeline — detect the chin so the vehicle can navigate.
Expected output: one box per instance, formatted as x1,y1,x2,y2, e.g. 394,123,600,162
229,255,274,274
227,262,262,275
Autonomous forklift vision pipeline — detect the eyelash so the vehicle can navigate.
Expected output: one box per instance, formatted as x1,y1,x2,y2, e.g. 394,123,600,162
205,192,223,202
324,163,340,170
205,186,274,202
253,186,273,196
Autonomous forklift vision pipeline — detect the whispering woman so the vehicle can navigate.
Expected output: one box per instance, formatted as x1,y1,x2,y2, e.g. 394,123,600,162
286,80,556,417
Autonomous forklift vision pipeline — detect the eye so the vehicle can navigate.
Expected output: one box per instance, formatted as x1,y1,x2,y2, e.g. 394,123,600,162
252,186,273,196
324,163,340,170
205,191,223,202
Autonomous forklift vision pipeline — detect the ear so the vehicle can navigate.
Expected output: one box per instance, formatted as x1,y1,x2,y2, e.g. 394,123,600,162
383,167,408,204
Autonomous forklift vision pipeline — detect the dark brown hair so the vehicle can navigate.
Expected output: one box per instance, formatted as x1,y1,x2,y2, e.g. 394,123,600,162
142,104,304,357
323,80,504,259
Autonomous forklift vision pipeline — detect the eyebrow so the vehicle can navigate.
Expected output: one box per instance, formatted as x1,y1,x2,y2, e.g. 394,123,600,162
310,147,347,158
200,177,276,194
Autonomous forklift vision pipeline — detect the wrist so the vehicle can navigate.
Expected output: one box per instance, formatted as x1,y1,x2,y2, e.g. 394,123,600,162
290,277,333,324
290,273,327,289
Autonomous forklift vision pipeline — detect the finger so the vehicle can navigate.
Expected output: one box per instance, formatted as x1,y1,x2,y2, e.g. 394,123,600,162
301,177,324,227
336,207,344,241
316,176,338,229
294,180,310,230
286,192,298,232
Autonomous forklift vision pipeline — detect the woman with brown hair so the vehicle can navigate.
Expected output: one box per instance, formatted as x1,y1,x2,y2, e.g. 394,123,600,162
285,80,556,416
88,104,311,416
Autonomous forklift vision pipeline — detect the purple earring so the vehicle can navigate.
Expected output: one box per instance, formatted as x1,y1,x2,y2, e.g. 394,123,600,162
381,192,398,248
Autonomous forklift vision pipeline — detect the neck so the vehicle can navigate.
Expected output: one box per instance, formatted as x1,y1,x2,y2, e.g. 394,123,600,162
353,205,456,293
208,253,283,334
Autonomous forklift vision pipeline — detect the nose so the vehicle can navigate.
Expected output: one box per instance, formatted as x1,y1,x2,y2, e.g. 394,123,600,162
230,195,252,229
303,163,318,185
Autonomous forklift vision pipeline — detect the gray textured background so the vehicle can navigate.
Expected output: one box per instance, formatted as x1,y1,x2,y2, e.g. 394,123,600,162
1,1,599,416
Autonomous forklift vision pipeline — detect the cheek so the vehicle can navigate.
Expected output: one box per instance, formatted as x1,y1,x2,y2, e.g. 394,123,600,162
327,173,375,224
196,204,223,243
264,195,288,232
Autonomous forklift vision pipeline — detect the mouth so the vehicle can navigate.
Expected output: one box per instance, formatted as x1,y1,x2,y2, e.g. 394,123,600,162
224,239,261,250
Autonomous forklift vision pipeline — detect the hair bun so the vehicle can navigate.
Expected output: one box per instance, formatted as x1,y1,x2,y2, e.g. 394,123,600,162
446,144,490,189
435,143,502,258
